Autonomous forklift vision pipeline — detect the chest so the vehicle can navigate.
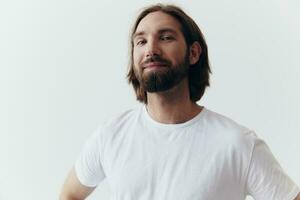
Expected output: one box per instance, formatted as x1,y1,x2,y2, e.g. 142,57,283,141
103,130,242,199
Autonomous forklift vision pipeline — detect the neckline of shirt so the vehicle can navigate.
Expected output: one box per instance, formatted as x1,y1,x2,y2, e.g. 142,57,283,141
141,104,207,130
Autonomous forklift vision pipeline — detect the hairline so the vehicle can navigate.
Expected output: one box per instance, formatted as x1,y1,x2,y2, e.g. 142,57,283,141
131,10,188,43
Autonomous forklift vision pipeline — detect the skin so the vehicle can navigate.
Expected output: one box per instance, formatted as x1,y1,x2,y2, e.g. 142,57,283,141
59,11,300,200
59,167,95,200
59,11,203,200
133,11,203,124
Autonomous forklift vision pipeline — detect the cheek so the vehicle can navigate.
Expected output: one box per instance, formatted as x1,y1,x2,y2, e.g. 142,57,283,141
133,49,142,67
175,48,187,63
164,44,186,63
132,52,142,76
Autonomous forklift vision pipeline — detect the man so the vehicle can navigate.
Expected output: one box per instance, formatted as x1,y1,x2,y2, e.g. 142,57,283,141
60,4,300,200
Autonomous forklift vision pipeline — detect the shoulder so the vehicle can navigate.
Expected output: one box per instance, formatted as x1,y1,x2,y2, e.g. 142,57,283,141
82,105,142,151
203,108,248,132
102,105,142,130
91,105,142,139
202,108,258,150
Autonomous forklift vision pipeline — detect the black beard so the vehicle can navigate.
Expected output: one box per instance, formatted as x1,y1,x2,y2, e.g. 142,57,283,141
138,53,189,93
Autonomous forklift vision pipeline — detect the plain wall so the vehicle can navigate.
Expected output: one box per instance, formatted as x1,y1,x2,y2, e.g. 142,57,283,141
0,0,299,199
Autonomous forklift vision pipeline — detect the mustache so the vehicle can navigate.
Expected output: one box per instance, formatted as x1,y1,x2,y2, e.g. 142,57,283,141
142,56,171,66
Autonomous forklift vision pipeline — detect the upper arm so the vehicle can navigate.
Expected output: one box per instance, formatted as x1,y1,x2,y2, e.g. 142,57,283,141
246,137,300,200
294,192,300,200
60,167,96,200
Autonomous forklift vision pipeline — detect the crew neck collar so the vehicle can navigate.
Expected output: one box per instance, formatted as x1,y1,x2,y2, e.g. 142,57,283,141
141,105,206,129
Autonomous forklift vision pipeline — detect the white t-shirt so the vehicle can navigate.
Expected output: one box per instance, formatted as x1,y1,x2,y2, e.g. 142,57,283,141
75,105,299,200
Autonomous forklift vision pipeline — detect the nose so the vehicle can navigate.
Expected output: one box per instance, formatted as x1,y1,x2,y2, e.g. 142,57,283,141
145,39,161,58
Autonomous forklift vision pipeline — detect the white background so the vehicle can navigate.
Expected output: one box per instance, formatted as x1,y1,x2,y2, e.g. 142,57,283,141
0,0,299,199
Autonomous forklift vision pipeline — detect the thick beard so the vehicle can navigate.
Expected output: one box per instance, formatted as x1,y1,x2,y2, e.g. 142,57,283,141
138,53,190,93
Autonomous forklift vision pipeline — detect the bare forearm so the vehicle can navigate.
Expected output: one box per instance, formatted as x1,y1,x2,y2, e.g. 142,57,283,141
60,167,95,200
59,193,84,200
294,192,300,200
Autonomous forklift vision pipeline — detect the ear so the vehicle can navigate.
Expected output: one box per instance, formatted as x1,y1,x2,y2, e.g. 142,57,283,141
189,41,202,65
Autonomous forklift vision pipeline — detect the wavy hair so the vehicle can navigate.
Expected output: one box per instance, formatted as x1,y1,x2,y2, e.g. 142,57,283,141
127,4,211,104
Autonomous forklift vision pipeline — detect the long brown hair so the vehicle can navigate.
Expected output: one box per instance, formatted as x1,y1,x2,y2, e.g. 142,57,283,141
127,4,211,104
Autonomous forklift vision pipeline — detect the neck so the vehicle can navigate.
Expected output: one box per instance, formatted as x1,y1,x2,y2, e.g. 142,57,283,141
145,79,203,124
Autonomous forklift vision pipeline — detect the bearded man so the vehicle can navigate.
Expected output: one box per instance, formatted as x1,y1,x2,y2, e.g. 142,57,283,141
60,4,300,200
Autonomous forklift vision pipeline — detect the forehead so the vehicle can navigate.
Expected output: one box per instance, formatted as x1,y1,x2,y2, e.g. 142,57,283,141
135,11,182,36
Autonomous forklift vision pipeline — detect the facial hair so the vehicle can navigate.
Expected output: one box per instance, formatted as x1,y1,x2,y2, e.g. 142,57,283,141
136,52,190,93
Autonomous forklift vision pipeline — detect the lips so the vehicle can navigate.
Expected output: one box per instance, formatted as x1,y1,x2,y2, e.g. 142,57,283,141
144,62,167,69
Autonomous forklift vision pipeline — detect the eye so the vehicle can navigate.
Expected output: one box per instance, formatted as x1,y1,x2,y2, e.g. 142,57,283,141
135,39,146,46
160,35,174,41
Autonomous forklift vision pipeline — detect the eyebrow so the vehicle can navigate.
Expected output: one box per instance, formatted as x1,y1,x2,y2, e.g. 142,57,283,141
132,28,178,40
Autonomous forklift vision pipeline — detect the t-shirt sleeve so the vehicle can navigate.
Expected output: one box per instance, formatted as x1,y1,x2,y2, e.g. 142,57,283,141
246,136,300,200
74,126,106,187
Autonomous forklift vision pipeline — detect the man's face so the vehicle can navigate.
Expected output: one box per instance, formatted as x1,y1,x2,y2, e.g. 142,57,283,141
133,11,190,93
